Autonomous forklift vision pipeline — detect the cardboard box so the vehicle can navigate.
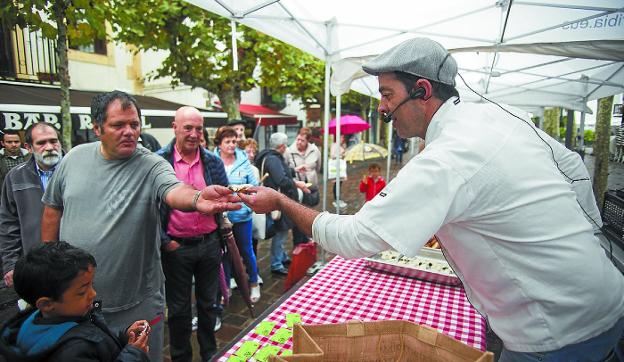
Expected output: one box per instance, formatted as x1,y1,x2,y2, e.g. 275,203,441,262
271,320,493,362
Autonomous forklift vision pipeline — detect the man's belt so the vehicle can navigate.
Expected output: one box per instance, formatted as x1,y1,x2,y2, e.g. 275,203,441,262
172,230,217,245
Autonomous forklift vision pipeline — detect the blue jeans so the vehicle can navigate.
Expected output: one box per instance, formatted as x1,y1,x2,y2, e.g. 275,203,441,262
271,230,290,270
232,220,258,284
500,316,624,362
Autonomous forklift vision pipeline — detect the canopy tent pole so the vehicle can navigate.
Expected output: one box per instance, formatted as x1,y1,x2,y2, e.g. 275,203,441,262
538,107,545,129
335,94,342,214
409,137,417,158
315,57,331,270
322,61,331,213
580,105,586,149
231,20,239,71
579,75,590,150
386,121,393,182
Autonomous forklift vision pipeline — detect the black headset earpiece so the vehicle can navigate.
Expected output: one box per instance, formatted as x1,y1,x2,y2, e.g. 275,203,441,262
381,87,427,123
409,87,426,100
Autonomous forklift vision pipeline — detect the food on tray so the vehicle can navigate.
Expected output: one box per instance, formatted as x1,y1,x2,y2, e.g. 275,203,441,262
228,184,252,193
377,250,455,276
425,236,440,249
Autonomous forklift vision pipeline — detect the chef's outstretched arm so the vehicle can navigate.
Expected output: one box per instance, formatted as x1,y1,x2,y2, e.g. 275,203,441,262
238,186,318,236
239,186,390,259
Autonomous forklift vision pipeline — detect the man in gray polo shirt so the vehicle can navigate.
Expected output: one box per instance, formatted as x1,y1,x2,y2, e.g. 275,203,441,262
41,91,240,361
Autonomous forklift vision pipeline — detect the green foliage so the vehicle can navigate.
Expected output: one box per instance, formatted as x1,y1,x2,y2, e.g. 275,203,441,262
259,40,325,106
111,1,248,90
109,0,326,116
584,129,595,144
1,0,108,46
1,0,110,150
108,0,374,118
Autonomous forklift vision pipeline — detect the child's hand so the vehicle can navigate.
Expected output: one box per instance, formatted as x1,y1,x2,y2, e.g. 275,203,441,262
362,175,368,184
127,320,150,353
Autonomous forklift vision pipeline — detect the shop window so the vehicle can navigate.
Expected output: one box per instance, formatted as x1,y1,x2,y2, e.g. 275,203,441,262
70,37,107,56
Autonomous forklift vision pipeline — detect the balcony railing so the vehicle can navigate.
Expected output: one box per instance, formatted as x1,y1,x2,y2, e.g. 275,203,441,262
0,20,58,84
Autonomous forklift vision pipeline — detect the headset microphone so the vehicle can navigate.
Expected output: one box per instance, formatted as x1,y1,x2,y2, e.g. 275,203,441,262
381,87,426,123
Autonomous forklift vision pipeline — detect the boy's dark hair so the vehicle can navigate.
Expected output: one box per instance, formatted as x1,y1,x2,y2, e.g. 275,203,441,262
368,163,381,171
90,90,141,127
394,71,459,102
13,241,97,306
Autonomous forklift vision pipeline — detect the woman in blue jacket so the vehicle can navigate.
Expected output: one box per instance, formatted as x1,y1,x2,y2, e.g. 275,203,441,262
214,127,260,302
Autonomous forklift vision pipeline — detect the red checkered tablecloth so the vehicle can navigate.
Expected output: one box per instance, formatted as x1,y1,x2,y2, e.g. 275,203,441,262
218,256,486,361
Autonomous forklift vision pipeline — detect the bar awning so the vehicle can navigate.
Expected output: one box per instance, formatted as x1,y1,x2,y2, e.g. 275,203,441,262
239,103,298,126
0,82,228,131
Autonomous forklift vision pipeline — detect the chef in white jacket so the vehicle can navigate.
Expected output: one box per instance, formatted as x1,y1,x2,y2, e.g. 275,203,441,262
240,38,624,361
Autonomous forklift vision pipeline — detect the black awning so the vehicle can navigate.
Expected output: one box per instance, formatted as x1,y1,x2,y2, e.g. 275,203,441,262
0,83,228,131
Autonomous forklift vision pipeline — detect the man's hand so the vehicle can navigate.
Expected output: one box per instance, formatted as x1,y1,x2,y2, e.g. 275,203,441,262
195,185,242,215
294,180,310,193
237,186,285,214
163,240,180,252
4,270,14,287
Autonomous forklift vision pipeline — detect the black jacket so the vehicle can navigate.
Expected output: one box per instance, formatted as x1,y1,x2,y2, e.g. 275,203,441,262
0,303,148,362
255,149,298,231
0,157,46,275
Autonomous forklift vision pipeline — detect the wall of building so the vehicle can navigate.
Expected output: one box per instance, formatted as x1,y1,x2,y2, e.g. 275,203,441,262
68,43,135,93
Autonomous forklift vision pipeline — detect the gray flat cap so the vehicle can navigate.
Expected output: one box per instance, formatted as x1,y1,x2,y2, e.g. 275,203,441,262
363,38,457,86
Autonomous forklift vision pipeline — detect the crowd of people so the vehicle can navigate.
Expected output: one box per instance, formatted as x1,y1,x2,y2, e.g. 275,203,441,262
0,90,350,361
0,35,623,362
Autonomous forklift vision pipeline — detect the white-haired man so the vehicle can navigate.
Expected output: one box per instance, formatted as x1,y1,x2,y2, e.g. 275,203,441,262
1,122,62,288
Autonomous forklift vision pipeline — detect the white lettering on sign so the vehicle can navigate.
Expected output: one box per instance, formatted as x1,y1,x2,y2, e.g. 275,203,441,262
43,114,61,129
23,113,41,129
2,113,22,130
141,116,152,129
78,114,93,130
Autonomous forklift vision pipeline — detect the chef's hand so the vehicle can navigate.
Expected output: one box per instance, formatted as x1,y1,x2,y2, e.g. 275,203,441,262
195,185,242,214
237,186,284,213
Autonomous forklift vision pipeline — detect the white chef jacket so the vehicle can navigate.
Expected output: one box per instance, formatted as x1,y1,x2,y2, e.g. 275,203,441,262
313,97,624,353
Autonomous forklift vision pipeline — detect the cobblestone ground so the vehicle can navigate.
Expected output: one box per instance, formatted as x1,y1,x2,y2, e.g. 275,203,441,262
1,152,621,362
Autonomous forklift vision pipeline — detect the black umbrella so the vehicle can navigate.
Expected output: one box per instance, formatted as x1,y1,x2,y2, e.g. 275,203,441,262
220,215,255,317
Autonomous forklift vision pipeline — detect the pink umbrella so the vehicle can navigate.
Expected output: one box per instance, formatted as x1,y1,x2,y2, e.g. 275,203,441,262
329,115,371,135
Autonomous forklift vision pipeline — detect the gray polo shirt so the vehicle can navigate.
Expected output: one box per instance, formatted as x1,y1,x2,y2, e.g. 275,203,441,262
43,142,181,312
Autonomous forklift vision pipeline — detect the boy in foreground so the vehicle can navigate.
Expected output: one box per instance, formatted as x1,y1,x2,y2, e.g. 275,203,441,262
0,241,150,361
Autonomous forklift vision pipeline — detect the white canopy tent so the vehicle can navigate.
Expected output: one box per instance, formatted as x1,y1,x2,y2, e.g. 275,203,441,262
186,0,624,218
